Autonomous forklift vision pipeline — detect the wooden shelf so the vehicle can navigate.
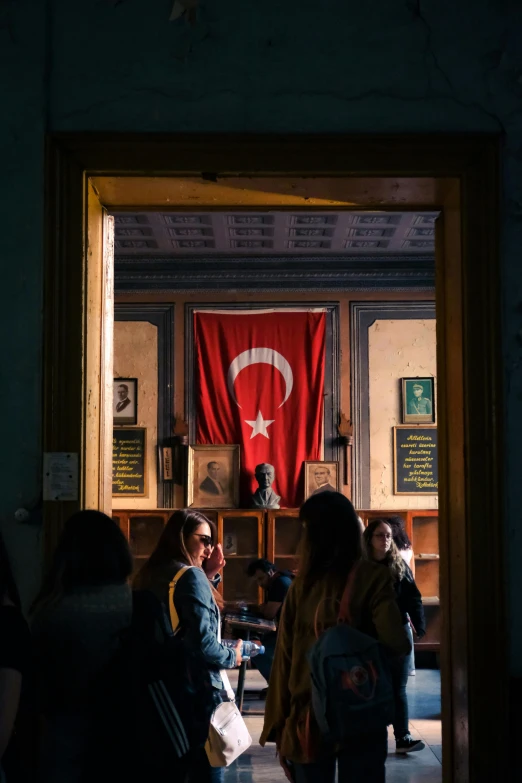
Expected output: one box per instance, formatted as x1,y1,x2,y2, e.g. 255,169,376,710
422,596,440,605
415,554,440,560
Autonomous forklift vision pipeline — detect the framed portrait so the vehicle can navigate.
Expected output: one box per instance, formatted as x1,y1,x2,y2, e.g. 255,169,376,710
114,378,138,425
223,532,238,556
304,461,340,500
187,444,240,509
401,377,435,424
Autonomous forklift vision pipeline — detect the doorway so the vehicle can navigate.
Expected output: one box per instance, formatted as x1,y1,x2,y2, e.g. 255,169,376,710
44,134,506,782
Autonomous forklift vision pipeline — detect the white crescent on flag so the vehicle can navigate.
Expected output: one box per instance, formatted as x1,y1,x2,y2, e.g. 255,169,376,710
227,347,294,410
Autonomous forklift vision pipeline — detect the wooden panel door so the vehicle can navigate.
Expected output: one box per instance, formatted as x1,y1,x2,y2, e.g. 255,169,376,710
266,509,301,576
218,510,264,604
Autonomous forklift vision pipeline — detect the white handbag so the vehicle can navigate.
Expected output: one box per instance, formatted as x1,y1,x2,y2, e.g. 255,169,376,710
169,565,252,767
205,669,252,767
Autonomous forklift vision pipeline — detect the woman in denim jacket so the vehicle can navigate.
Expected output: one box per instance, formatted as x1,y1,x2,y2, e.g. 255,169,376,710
134,509,243,783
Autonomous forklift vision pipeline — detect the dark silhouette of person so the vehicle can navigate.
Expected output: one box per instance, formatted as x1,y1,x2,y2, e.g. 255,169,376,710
199,461,225,495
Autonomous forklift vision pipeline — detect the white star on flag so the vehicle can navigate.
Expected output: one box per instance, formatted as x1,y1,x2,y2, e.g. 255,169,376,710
245,410,275,439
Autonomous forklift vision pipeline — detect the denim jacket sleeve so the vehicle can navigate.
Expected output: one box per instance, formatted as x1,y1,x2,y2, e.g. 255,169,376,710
174,567,236,670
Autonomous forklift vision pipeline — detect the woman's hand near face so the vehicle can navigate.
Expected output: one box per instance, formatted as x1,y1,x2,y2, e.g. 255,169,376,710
204,543,226,579
234,638,243,666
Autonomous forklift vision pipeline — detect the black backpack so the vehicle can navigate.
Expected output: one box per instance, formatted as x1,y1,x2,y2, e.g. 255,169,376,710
85,589,214,782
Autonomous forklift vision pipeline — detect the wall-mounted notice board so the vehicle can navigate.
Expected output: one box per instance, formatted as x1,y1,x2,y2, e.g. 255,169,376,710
113,428,147,496
393,426,438,495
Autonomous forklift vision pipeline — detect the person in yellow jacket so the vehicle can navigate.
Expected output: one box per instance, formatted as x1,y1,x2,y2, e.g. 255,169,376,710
260,492,409,783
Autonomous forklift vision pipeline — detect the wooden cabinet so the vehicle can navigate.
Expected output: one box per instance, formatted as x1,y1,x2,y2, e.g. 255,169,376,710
266,509,301,575
115,506,440,651
217,510,264,604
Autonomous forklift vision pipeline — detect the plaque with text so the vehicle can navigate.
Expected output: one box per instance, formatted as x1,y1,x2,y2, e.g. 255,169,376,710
393,426,438,495
113,428,147,496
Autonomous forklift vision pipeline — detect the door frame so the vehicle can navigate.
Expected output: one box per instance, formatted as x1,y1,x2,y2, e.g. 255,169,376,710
44,133,505,782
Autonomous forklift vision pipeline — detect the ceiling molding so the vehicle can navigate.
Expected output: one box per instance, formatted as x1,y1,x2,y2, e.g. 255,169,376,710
115,255,435,292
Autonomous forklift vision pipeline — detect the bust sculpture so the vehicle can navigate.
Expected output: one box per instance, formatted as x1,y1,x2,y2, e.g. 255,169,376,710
251,463,281,509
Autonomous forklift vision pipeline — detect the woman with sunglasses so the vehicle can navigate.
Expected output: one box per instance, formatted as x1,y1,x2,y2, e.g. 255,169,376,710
363,519,426,755
134,510,243,783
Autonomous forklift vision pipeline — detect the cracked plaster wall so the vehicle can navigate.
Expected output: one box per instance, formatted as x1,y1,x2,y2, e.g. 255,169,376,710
368,319,437,510
1,0,522,671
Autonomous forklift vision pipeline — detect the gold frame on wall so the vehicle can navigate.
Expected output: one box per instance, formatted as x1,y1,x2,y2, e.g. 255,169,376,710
186,444,240,509
44,133,506,782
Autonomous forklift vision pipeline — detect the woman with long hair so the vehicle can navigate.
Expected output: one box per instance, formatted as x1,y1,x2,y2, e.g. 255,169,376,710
0,530,31,781
385,515,416,675
31,510,133,782
363,518,426,754
134,509,243,783
260,492,409,783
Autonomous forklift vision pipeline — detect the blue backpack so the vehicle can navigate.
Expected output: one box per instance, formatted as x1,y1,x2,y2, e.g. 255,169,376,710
307,566,394,741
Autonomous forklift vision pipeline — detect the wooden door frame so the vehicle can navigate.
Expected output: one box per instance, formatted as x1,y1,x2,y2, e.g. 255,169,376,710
44,133,505,782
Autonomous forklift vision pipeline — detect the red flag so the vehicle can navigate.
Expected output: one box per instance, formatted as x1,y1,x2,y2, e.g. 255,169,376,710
194,310,326,508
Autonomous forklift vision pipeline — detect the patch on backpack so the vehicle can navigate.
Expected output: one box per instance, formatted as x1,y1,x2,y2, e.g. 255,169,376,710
342,665,369,689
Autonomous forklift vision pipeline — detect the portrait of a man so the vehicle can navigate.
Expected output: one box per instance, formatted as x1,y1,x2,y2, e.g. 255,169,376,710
304,461,339,500
187,445,240,508
113,378,137,425
311,465,336,495
199,461,225,495
402,377,435,424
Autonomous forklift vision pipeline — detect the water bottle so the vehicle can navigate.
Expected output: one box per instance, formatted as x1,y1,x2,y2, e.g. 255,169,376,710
241,641,265,659
223,639,265,659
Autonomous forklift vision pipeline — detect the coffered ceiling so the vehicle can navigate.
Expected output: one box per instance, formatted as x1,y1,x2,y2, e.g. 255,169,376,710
112,210,438,256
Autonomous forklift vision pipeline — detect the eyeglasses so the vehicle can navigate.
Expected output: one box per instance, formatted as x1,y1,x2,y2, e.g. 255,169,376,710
194,534,213,547
373,533,392,540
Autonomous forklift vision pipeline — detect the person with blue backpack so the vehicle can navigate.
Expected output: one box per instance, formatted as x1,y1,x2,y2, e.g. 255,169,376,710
363,518,426,754
260,492,410,783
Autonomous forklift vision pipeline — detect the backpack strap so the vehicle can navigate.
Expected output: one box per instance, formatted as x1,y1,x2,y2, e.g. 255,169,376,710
168,565,193,633
337,563,359,625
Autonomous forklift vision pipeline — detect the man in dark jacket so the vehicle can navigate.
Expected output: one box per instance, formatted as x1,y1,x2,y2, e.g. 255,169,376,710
246,559,293,686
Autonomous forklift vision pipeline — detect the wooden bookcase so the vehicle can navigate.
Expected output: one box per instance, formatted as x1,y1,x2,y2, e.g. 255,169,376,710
266,509,301,575
114,506,439,651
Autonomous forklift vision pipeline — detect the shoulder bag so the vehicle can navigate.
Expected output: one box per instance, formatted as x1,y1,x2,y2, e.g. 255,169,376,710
169,566,252,767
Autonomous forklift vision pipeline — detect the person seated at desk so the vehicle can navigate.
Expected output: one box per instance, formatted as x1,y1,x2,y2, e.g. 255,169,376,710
246,559,293,690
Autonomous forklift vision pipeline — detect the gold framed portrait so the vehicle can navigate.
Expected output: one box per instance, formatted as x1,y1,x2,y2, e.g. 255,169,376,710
303,460,340,500
187,444,240,508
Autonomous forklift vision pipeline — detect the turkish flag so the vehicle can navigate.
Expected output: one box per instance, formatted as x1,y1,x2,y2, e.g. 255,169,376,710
194,310,326,508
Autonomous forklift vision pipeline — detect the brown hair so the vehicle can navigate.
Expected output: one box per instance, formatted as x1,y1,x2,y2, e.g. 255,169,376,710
297,492,362,592
134,509,223,609
362,518,406,581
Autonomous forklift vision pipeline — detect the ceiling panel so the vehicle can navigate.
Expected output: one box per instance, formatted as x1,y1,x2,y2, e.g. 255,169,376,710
111,210,438,257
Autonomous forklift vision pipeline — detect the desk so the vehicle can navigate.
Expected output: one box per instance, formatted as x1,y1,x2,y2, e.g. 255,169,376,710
224,612,276,712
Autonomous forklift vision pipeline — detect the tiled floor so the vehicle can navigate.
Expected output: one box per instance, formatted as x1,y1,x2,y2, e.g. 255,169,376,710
225,669,442,782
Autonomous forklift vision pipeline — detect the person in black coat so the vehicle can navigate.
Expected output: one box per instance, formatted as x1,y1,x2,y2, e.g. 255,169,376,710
363,518,426,755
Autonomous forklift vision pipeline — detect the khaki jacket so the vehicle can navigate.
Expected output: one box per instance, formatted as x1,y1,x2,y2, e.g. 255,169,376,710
259,559,410,762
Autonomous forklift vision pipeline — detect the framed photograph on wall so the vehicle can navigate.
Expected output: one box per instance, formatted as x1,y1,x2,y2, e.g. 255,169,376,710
114,378,138,425
304,461,340,500
187,444,240,509
401,377,435,424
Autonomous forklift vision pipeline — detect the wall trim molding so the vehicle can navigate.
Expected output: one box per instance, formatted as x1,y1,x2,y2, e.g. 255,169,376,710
350,300,436,508
115,254,434,293
114,303,175,508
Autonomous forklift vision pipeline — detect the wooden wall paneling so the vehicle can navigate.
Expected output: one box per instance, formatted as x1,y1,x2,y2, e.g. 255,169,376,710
350,303,436,509
114,304,175,508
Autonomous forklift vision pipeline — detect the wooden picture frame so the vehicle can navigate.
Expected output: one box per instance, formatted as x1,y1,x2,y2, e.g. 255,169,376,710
113,377,138,425
401,377,435,424
187,444,240,508
393,425,438,495
303,460,340,500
